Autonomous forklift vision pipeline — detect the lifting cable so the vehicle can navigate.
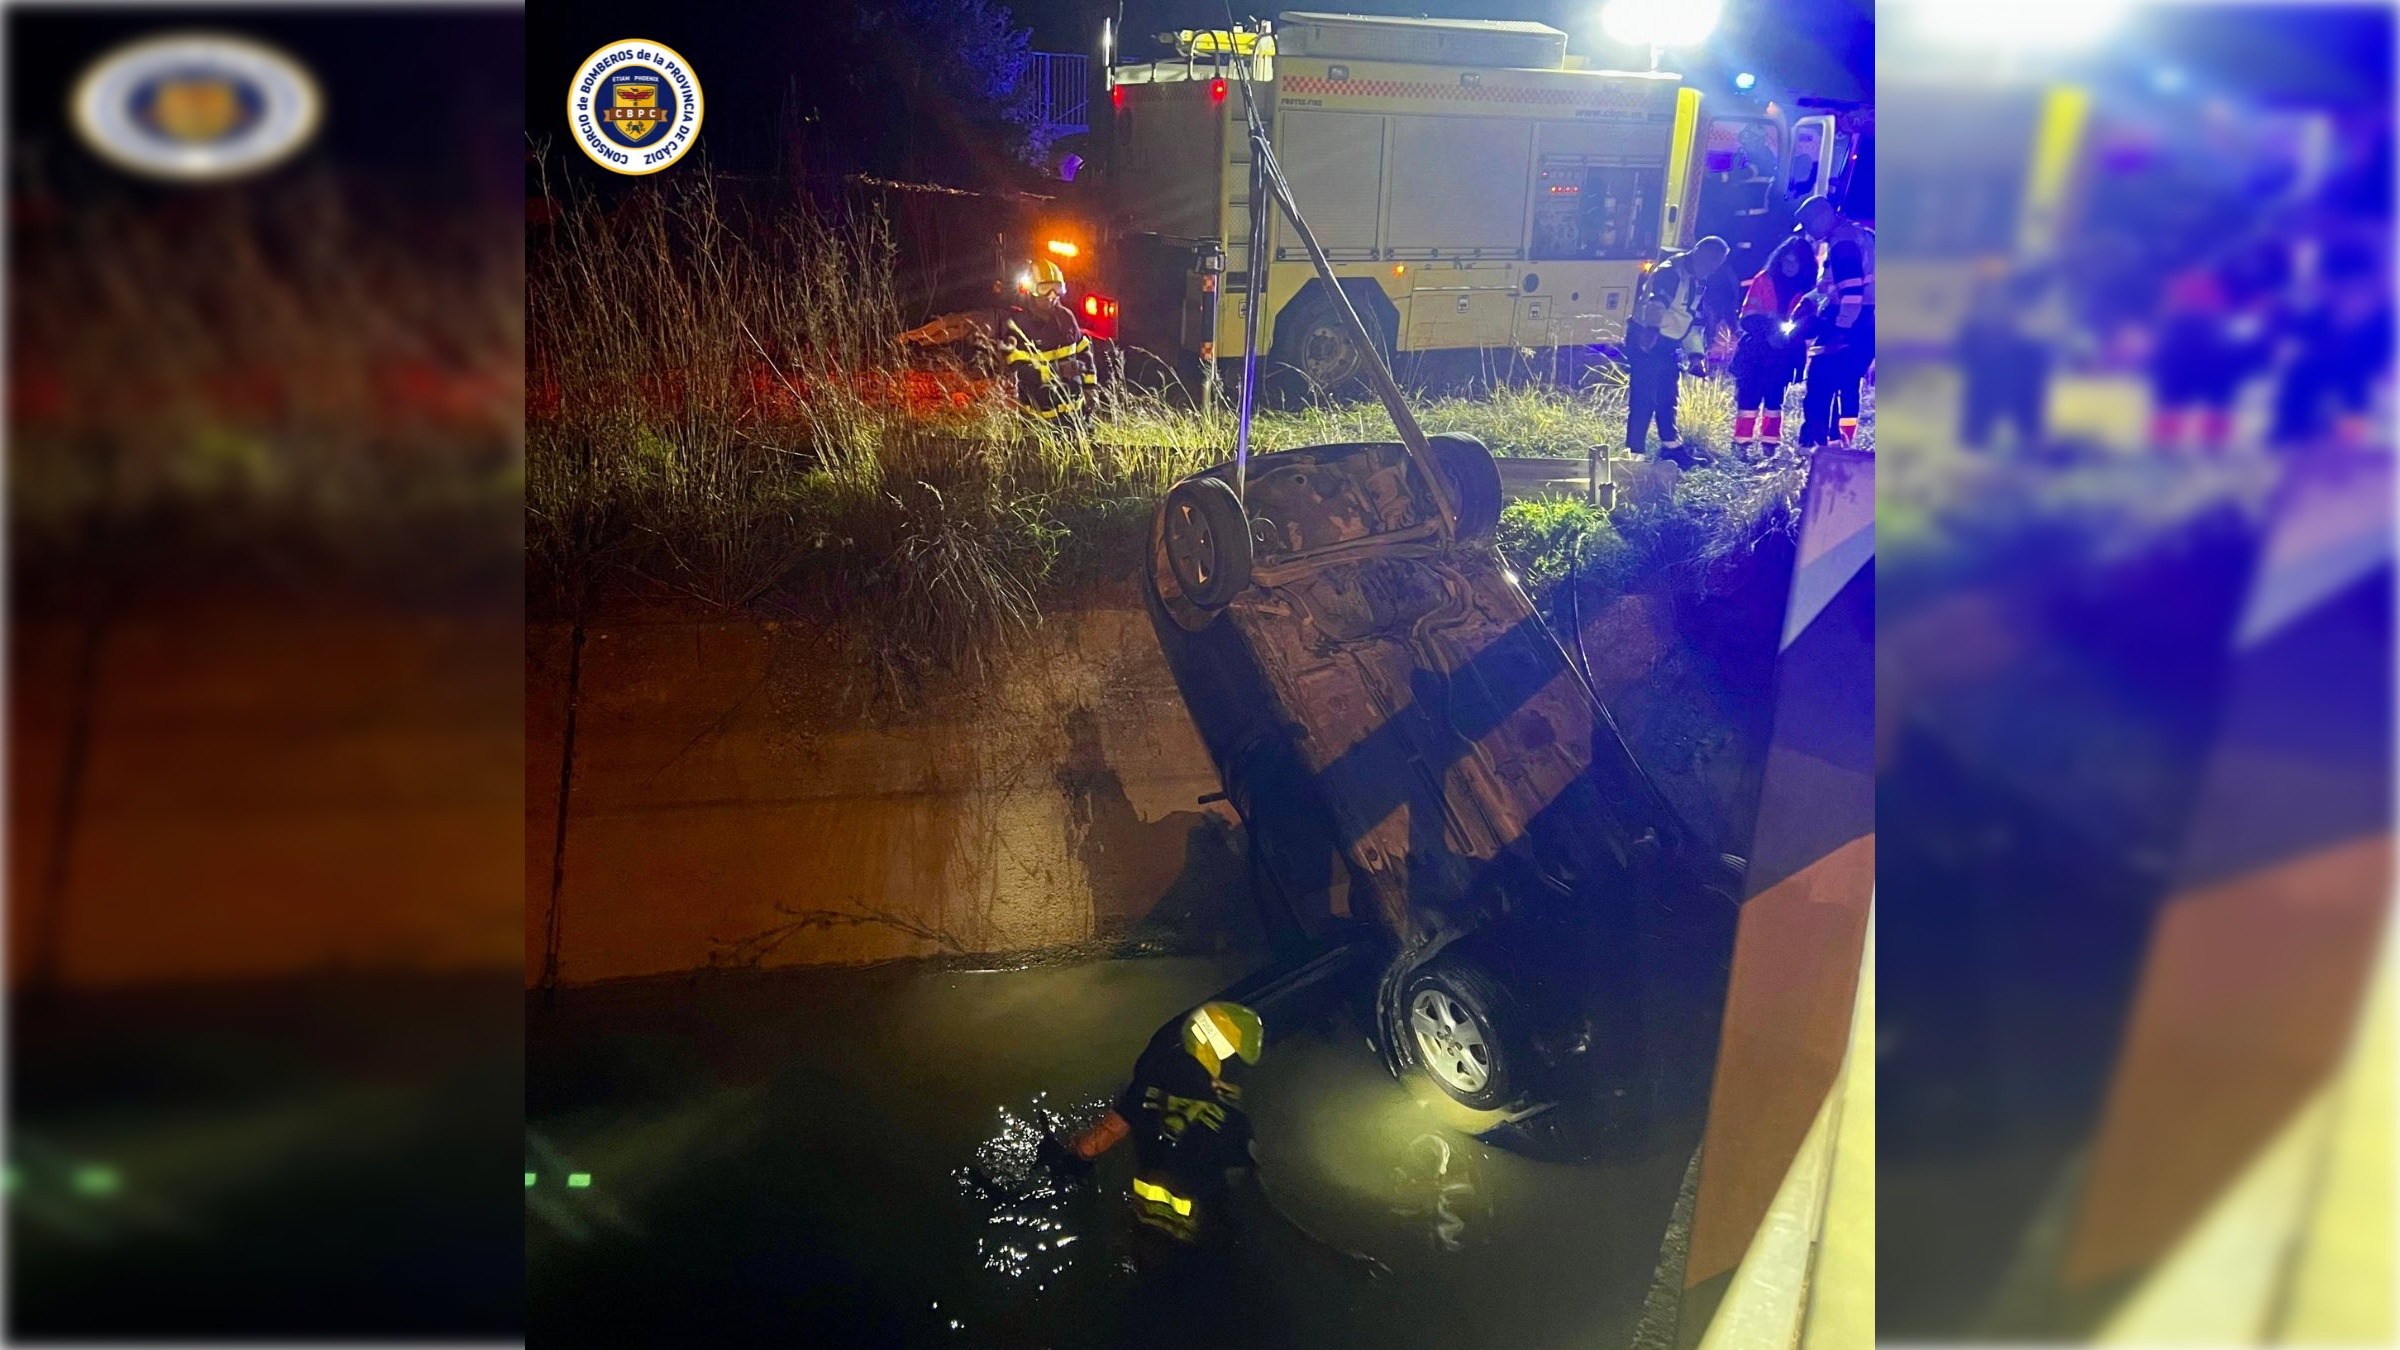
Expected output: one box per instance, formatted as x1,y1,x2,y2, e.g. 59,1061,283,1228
1217,6,1458,540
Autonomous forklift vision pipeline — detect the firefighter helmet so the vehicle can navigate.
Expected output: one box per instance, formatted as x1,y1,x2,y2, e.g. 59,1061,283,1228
1182,1001,1263,1076
1027,259,1066,295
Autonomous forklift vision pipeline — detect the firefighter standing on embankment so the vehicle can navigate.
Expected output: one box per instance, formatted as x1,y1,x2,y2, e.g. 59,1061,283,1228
2146,255,2246,452
1794,195,1875,452
2271,230,2392,449
1004,259,1097,427
1730,230,1819,459
1626,234,1732,469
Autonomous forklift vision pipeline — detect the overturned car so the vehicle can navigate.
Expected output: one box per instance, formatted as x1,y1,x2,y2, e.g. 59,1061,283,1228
1143,434,1742,1112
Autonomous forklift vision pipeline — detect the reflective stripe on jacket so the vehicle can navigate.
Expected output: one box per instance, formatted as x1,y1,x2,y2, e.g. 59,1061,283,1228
1005,318,1089,419
1823,221,1876,330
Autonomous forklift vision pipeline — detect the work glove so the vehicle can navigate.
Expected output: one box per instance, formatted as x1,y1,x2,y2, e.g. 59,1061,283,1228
1034,1134,1093,1182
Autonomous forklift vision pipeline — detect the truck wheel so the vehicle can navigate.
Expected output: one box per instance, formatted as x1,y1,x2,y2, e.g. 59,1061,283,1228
1271,287,1386,397
1428,433,1504,541
1162,477,1253,610
1400,956,1526,1112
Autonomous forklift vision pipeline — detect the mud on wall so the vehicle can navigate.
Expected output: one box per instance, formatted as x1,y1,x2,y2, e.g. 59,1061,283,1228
525,606,1251,988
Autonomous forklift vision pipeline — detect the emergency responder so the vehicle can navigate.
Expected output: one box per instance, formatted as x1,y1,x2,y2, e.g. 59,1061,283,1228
1626,234,1731,469
1794,196,1875,452
2148,258,2243,451
1730,230,1818,458
1040,1001,1262,1251
1957,257,2057,451
2271,232,2391,449
1003,259,1097,426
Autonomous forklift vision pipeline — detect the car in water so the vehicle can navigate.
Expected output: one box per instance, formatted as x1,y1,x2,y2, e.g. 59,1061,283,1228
1142,432,1741,1113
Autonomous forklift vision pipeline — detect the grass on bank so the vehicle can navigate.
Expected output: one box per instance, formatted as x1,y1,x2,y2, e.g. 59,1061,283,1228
528,168,1806,697
13,171,522,599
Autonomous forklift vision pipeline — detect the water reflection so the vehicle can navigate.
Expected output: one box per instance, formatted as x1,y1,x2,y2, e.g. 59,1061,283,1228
952,1092,1110,1291
1388,1133,1486,1254
529,957,1700,1348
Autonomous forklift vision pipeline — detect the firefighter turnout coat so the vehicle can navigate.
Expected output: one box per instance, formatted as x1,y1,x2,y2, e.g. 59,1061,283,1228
1004,299,1096,421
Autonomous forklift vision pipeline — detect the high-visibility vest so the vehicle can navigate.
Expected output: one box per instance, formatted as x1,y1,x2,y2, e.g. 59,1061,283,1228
1741,272,1780,320
1823,221,1876,330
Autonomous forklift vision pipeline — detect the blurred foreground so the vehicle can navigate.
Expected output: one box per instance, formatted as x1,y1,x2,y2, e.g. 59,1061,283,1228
1879,2,2393,1341
8,5,522,1338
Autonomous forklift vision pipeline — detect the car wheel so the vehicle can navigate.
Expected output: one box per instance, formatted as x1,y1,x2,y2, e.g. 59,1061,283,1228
1162,476,1253,610
1428,432,1503,540
1401,956,1525,1112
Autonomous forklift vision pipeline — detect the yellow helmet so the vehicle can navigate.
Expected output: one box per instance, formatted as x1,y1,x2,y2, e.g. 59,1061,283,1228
1029,258,1066,295
1181,1001,1264,1076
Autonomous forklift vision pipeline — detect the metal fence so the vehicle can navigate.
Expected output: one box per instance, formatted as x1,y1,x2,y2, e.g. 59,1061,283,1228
1029,52,1088,139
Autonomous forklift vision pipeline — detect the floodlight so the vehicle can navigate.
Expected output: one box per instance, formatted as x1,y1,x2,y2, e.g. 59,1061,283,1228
1601,0,1723,52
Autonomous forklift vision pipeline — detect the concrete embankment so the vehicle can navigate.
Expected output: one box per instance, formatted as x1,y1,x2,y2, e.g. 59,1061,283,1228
4,564,1776,991
525,571,1767,987
525,605,1241,987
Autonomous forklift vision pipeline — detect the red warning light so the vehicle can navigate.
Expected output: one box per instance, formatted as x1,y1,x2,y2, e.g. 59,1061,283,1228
1084,296,1100,316
1210,78,1227,103
1112,85,1125,110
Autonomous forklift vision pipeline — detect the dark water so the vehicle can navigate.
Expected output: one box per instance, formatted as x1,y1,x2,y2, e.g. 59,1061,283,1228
526,955,1704,1349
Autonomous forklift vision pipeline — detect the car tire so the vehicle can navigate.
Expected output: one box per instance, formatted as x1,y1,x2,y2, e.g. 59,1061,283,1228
1162,476,1253,610
1399,955,1527,1112
1428,432,1504,541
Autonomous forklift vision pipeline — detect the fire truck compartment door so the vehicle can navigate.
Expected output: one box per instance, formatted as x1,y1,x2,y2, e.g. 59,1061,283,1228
1403,263,1516,349
1514,293,1553,346
1274,110,1387,261
1550,282,1634,345
1386,117,1534,257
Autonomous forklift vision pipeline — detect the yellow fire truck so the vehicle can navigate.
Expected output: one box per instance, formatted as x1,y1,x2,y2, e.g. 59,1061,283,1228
1100,11,1856,389
1878,69,2332,356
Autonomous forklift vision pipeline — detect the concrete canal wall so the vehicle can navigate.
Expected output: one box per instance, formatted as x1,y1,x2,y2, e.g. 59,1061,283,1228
0,584,1757,992
526,583,1761,988
525,605,1241,987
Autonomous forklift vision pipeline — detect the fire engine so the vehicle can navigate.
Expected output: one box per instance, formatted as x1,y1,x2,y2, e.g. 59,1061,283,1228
1878,69,2332,356
1084,11,1863,390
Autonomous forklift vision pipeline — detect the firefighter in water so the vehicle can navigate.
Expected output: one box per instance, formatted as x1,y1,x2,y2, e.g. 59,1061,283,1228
1040,1000,1263,1254
1729,230,1819,459
1626,234,1732,469
1004,259,1097,426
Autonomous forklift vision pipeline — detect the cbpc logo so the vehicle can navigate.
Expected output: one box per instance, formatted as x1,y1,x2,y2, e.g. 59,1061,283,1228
72,34,320,181
568,40,703,176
